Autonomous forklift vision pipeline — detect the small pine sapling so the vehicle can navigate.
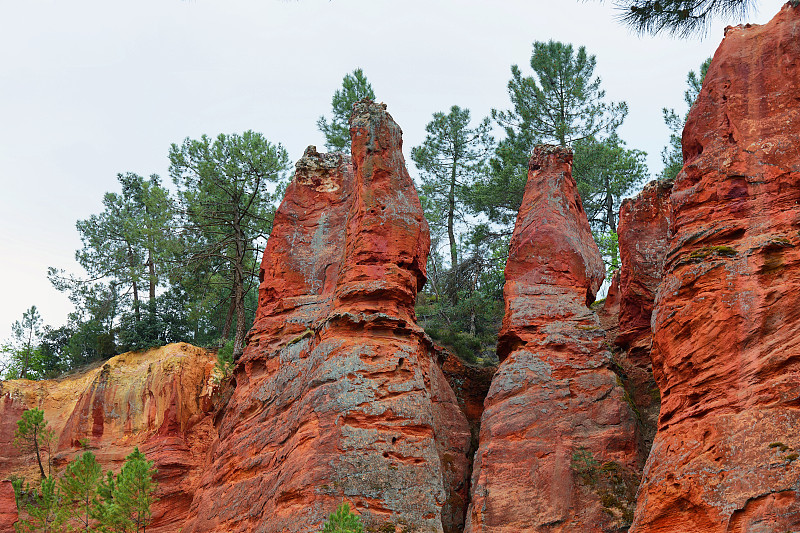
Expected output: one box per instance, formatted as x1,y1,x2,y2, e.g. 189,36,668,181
14,408,55,479
321,503,364,533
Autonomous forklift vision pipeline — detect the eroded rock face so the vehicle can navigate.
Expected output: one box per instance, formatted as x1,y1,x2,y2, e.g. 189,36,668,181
0,343,217,533
465,146,638,532
184,101,471,533
614,179,672,463
631,5,800,531
0,480,17,531
438,348,497,437
616,179,672,352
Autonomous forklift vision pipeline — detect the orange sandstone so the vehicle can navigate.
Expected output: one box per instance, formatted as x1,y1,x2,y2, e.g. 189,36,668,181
631,4,800,531
0,343,217,533
184,101,471,533
465,146,638,532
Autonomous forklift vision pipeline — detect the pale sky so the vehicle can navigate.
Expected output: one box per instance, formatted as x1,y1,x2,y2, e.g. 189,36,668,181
0,0,789,340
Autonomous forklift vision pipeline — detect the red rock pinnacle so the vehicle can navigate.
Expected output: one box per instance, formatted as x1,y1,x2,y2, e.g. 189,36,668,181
184,101,470,533
465,145,637,532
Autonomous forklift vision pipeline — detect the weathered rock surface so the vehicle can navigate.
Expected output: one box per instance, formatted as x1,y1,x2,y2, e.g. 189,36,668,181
0,480,17,531
631,5,800,531
439,348,497,437
613,179,672,464
465,146,638,532
616,179,673,353
184,101,471,533
0,343,217,533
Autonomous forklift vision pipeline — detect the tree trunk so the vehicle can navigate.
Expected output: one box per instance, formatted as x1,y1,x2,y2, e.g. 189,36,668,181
34,430,45,479
605,174,616,234
469,263,480,336
20,328,33,379
147,250,157,322
128,244,141,324
232,225,247,360
448,157,459,306
220,286,236,343
448,162,458,271
147,250,156,302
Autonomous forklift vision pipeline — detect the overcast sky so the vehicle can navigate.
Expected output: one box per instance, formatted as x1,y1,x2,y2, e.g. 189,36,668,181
0,0,789,340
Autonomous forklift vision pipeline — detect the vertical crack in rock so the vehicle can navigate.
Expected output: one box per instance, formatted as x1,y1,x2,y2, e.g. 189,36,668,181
631,5,800,532
184,101,470,533
464,145,638,532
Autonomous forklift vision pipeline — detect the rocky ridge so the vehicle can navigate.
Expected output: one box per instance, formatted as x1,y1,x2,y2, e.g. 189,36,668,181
2,6,800,527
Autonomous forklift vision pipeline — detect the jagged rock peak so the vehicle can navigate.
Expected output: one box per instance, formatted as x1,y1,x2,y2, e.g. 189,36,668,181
294,145,350,193
465,146,638,532
184,104,468,533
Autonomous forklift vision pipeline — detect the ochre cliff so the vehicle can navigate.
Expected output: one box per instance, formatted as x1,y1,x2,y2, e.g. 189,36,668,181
464,146,638,532
631,4,800,531
0,343,217,532
184,101,471,533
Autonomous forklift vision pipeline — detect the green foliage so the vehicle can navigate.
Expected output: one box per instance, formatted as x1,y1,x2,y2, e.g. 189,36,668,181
417,227,506,366
10,475,26,509
474,40,632,227
170,130,290,359
4,306,44,380
317,69,376,152
95,447,158,533
571,447,637,527
611,0,761,36
412,105,493,273
213,340,234,383
14,476,66,533
321,503,363,533
60,451,103,531
73,174,175,331
573,134,648,266
14,408,55,480
13,449,157,532
661,58,711,180
593,231,620,271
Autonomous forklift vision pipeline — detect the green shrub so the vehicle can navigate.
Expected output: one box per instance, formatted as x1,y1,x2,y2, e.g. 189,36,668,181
321,503,363,533
213,340,234,384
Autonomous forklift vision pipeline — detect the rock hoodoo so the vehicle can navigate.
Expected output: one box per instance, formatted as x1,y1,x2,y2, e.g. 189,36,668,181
631,4,800,531
184,101,471,533
464,146,638,532
0,343,218,533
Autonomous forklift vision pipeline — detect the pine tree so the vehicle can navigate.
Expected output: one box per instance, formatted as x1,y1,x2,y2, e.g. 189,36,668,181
411,105,493,274
96,447,158,533
60,451,103,531
660,58,711,180
317,69,376,152
574,134,648,267
169,131,289,359
14,408,55,480
613,0,761,36
10,306,43,379
14,476,66,533
473,40,628,226
321,503,363,533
